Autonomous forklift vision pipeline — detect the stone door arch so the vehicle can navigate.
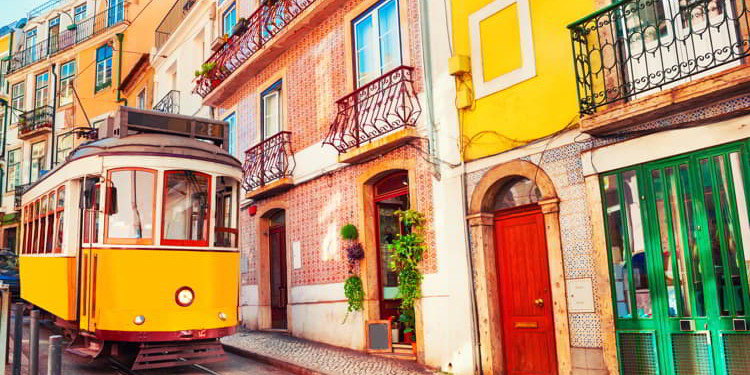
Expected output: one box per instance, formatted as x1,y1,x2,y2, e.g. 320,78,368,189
467,159,571,375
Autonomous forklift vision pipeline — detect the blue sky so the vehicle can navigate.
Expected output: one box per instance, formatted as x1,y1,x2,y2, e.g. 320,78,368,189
2,0,47,27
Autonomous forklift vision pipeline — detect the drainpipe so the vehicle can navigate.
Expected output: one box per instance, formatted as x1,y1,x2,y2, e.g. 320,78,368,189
417,1,482,374
115,33,127,107
50,63,57,169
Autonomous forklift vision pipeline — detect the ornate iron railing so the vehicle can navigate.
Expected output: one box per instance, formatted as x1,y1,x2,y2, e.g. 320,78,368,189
193,0,317,98
9,1,126,74
242,131,296,191
19,106,54,137
153,90,181,114
155,0,197,51
14,184,31,210
323,66,421,153
27,0,74,19
569,0,750,114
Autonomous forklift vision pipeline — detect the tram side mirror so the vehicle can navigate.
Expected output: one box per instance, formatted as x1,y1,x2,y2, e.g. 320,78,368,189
105,186,118,215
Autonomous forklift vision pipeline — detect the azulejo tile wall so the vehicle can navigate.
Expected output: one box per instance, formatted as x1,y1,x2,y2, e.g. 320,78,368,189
464,92,750,348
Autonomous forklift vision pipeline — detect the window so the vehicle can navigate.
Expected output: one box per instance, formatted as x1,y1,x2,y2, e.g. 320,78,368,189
107,0,125,26
224,112,236,156
48,17,60,53
35,72,49,109
6,149,20,192
54,186,65,253
83,178,100,244
29,141,46,184
95,45,113,92
215,176,238,247
11,82,24,124
56,133,74,165
45,192,54,253
26,28,38,63
353,0,402,87
74,4,87,22
105,169,155,244
59,61,76,106
223,3,237,36
162,170,211,246
261,80,282,140
136,88,146,109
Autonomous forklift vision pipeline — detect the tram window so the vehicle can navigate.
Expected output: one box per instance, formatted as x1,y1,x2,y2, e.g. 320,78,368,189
38,196,47,254
105,169,155,244
83,180,100,244
215,176,238,248
45,192,54,253
162,170,211,246
55,186,65,253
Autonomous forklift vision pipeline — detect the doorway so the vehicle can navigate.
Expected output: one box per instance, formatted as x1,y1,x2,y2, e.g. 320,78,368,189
493,178,558,375
4,228,16,253
268,210,287,330
374,172,409,340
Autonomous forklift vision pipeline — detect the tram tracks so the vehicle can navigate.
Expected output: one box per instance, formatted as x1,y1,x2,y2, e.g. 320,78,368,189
108,357,224,375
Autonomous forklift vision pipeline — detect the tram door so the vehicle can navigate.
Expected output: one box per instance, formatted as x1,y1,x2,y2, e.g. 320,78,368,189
80,181,100,332
645,145,750,374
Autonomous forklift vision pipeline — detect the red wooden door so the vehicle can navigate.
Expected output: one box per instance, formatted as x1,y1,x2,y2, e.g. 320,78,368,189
494,205,557,375
269,225,287,330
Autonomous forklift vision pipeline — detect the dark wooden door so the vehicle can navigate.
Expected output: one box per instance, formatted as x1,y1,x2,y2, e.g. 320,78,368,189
269,225,287,329
494,205,557,375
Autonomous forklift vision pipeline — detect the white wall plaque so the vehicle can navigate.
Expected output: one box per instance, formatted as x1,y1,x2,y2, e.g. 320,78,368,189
292,241,302,270
566,278,595,313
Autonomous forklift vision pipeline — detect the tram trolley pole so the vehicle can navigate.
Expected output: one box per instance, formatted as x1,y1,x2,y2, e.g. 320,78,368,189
11,303,22,375
47,336,62,375
29,310,39,375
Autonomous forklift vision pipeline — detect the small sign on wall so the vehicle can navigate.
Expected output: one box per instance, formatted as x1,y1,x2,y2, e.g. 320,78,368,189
566,278,595,313
292,241,302,269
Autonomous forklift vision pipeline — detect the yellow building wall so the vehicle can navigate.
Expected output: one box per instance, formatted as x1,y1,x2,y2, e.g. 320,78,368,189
0,35,9,56
19,256,77,320
89,249,239,333
453,0,594,161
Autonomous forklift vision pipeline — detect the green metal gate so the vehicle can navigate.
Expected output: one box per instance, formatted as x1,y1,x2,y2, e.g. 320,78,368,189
600,140,750,375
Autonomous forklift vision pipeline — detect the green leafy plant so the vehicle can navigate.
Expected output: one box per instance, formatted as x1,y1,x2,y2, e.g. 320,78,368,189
195,62,217,79
387,209,426,337
344,275,364,312
340,224,358,240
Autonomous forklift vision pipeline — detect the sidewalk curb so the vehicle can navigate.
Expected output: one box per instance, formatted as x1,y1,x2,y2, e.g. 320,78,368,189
223,344,326,375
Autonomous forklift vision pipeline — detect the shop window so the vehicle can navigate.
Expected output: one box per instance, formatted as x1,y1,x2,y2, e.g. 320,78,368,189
353,0,402,87
162,170,211,246
215,176,238,248
105,169,155,244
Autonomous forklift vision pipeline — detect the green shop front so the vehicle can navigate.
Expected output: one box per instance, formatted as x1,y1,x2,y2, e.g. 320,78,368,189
600,139,750,374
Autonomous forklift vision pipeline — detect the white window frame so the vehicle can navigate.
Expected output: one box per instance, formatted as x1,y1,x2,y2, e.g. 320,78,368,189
223,3,237,36
6,148,21,192
35,72,49,109
261,88,281,140
137,88,147,109
352,0,403,88
11,82,24,124
29,140,47,183
56,133,74,165
95,46,113,92
469,0,536,99
74,4,87,22
59,60,76,106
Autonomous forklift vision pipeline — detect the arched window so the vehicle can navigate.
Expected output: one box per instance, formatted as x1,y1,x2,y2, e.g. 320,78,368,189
492,177,542,211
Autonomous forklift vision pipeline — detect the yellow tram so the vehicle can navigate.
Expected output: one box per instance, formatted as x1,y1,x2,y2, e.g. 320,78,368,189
17,107,243,369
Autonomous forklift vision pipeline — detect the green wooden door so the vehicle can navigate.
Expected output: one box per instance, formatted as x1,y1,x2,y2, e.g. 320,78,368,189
601,140,750,375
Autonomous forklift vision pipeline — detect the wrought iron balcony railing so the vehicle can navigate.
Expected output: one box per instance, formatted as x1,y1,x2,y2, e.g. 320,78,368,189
9,1,126,74
153,90,181,114
323,66,422,154
19,106,54,137
14,184,32,210
193,0,317,98
242,131,296,191
155,0,197,51
569,0,750,114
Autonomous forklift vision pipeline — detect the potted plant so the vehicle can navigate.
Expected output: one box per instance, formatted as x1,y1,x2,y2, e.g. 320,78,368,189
232,17,248,36
341,224,365,322
387,209,426,354
194,62,217,80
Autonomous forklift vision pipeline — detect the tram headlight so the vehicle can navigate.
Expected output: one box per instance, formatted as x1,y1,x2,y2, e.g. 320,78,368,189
218,312,228,321
175,287,195,307
134,315,146,325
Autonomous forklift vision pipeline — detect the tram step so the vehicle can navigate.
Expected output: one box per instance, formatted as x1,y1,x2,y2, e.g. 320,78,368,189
66,335,105,358
132,340,227,370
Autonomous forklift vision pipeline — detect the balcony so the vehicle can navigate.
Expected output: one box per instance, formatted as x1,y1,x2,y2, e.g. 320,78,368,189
569,0,750,133
153,90,181,114
193,0,348,104
155,0,197,51
323,66,421,164
9,1,127,74
18,106,54,140
243,131,296,200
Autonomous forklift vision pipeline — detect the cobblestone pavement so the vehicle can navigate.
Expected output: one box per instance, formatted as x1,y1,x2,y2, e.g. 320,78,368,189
222,331,436,375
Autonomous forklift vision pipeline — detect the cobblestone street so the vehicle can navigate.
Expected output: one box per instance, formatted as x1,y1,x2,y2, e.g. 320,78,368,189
222,331,436,375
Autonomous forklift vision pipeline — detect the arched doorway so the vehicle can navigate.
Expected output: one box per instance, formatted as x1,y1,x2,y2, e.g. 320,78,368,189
268,210,287,330
492,177,557,375
467,160,571,375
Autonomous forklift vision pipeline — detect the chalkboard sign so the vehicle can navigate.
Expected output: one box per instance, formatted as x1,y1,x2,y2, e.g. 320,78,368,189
365,320,392,353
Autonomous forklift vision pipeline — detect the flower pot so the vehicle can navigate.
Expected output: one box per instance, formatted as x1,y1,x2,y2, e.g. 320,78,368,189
404,332,413,344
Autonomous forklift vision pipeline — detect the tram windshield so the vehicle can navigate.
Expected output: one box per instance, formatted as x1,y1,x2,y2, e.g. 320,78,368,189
215,176,239,248
106,169,156,244
162,171,211,245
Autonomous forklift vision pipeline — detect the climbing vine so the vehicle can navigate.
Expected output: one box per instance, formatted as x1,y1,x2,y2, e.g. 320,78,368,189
344,275,365,312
